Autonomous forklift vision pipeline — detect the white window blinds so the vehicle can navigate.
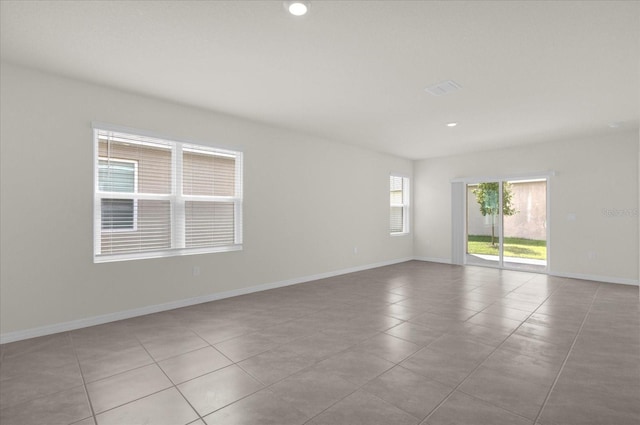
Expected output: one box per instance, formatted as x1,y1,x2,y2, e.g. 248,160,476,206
390,175,409,234
94,128,243,262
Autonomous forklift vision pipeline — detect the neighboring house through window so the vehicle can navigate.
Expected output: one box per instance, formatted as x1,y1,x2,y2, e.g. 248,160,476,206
99,158,138,231
390,174,410,234
94,126,243,262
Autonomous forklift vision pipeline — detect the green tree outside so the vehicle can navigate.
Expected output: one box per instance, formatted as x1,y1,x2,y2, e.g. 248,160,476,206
472,182,518,246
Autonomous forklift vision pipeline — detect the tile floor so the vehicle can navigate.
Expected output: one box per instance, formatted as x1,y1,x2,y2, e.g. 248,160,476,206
1,261,638,425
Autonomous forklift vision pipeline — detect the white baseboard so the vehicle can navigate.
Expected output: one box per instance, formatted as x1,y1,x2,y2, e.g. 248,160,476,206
0,257,413,344
413,257,638,286
3,257,634,344
548,271,639,286
413,256,453,264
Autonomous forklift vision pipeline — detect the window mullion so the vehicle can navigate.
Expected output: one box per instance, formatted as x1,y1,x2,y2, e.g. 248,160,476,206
182,195,239,202
173,143,186,249
94,130,102,256
235,153,244,245
403,177,410,233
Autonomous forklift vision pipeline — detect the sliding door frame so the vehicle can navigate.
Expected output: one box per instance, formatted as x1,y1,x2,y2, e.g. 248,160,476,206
452,171,553,273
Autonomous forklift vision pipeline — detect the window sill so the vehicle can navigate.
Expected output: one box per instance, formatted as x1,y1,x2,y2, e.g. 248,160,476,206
94,245,243,263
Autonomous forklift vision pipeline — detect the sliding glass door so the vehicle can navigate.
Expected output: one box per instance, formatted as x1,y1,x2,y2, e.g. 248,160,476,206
502,179,547,271
465,179,547,271
466,181,501,267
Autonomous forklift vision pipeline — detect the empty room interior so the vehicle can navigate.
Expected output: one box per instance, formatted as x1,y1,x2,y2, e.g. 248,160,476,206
1,1,639,425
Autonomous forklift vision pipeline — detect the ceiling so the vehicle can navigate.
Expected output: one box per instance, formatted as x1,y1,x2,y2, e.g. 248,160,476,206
1,0,638,159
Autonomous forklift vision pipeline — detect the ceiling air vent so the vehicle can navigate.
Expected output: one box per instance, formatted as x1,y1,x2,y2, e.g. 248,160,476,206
424,80,461,96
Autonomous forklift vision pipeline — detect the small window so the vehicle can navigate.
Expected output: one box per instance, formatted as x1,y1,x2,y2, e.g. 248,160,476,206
390,175,410,234
94,127,243,263
101,199,135,231
99,159,138,231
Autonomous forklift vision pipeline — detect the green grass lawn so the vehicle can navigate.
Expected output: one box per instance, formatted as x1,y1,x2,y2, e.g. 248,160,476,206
467,235,547,260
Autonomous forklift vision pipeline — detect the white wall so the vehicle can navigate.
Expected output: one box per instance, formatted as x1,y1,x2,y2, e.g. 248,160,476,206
0,63,413,338
414,131,639,284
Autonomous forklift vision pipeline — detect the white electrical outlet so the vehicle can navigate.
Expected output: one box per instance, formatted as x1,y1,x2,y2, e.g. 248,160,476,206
353,247,358,255
193,266,200,276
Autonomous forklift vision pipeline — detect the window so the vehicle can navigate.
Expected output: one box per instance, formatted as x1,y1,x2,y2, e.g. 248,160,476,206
390,175,409,234
94,127,243,262
99,159,138,231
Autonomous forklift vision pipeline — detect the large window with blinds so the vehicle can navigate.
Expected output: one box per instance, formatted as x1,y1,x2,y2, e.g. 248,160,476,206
390,175,410,235
94,127,243,263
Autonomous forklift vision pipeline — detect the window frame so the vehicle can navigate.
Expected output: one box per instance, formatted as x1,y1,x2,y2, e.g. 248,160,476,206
93,125,243,263
390,174,410,236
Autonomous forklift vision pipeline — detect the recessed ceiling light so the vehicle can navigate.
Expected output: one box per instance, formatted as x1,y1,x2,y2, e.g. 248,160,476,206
608,121,623,128
284,1,311,16
447,122,458,127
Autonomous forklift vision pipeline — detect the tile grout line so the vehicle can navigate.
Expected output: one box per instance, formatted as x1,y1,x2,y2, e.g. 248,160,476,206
74,325,221,423
0,333,94,420
532,283,601,424
213,312,425,423
136,312,336,419
195,327,377,424
256,327,405,422
87,307,367,422
68,331,99,425
3,266,617,425
130,313,360,423
297,354,408,424
132,328,208,424
419,276,567,424
73,315,412,424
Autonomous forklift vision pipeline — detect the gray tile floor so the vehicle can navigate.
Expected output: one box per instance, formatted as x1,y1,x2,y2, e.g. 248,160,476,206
1,261,638,425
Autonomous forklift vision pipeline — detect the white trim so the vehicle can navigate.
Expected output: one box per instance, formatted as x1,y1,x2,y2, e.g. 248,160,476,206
96,192,172,201
411,257,638,286
98,135,172,150
183,145,236,158
93,129,101,257
389,171,411,179
545,177,552,271
548,271,639,286
91,121,241,154
498,180,504,267
0,257,413,344
451,170,556,183
413,256,453,264
173,143,185,249
98,157,139,232
451,182,465,265
94,244,243,263
234,152,244,245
